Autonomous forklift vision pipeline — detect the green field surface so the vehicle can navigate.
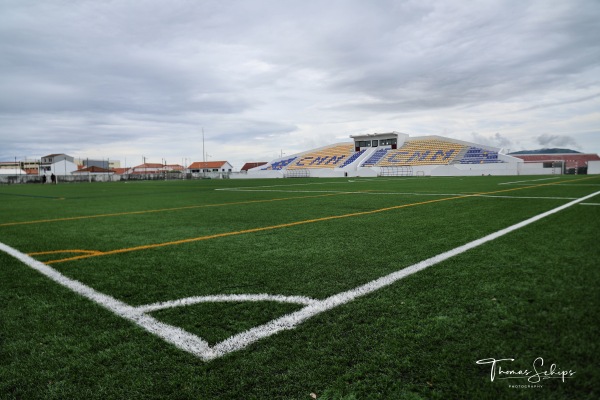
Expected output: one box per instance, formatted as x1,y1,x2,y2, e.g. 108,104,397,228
1,175,599,399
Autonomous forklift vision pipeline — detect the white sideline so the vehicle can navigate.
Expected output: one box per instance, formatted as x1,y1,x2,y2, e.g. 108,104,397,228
1,189,598,361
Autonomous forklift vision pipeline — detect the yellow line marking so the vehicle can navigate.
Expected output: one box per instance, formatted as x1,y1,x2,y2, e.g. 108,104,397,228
0,193,343,227
45,176,598,265
28,249,104,256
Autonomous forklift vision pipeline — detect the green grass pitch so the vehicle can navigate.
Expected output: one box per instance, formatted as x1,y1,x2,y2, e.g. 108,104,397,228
1,175,599,399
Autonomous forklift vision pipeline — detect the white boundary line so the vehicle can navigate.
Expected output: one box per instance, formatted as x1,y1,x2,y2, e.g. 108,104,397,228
214,177,412,191
550,184,600,187
498,177,561,185
580,203,600,206
213,188,578,200
1,189,598,361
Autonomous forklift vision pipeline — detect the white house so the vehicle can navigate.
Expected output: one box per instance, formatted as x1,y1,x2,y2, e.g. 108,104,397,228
40,154,78,176
187,161,233,173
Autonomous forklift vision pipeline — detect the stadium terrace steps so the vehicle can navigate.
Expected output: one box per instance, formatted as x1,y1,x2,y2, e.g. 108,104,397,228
452,147,470,164
373,139,466,167
286,144,355,170
361,148,390,167
339,149,366,168
261,157,297,170
458,147,504,164
260,139,504,173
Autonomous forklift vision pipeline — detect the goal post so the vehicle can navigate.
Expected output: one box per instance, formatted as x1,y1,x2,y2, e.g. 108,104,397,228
379,166,413,177
284,169,310,178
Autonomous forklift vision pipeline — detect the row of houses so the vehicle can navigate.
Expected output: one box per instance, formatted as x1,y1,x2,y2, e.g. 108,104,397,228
0,154,245,176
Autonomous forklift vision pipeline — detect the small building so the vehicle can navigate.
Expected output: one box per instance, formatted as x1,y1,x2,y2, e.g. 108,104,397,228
127,163,185,174
187,161,233,173
165,164,185,172
112,168,129,175
72,166,115,175
128,163,165,174
510,151,600,174
40,154,78,176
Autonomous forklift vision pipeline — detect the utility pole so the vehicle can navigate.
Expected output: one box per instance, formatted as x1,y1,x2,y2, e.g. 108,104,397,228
202,127,206,177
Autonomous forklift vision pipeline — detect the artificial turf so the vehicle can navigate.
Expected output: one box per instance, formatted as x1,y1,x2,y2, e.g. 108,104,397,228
1,175,598,399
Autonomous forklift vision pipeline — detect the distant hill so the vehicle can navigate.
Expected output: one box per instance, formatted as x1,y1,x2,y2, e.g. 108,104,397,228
509,148,581,155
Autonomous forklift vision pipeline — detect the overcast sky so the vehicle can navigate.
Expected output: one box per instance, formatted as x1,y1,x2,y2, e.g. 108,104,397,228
1,0,599,169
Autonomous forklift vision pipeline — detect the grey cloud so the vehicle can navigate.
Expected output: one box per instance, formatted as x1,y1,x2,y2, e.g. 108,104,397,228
470,132,512,149
1,0,599,166
322,1,600,111
536,134,579,148
206,120,297,144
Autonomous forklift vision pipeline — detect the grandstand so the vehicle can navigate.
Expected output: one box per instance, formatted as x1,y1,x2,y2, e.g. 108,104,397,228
261,144,355,172
246,132,527,178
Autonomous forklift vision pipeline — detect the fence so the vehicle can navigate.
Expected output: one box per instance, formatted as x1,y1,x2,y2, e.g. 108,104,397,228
0,172,231,184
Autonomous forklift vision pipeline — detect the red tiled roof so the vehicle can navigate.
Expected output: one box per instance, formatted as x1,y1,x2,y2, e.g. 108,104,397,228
73,166,114,173
133,163,164,169
188,161,229,169
241,162,267,171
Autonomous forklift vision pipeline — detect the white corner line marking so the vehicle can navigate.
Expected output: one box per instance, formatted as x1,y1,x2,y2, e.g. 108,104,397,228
0,243,215,360
1,189,598,361
135,294,318,313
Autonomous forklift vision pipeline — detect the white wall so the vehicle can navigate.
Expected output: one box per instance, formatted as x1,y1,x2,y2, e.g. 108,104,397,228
588,160,600,174
516,162,562,176
49,160,78,175
431,163,520,176
243,170,284,179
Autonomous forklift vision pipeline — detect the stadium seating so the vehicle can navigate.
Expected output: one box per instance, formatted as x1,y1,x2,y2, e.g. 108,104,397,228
339,149,366,168
374,139,466,166
261,140,503,172
361,148,390,167
287,144,355,169
458,147,504,164
261,157,298,170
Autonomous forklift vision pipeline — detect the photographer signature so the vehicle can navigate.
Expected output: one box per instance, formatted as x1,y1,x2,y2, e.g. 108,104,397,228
476,357,575,383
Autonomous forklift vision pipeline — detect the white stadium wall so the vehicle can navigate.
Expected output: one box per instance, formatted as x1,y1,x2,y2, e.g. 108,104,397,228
516,162,562,176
